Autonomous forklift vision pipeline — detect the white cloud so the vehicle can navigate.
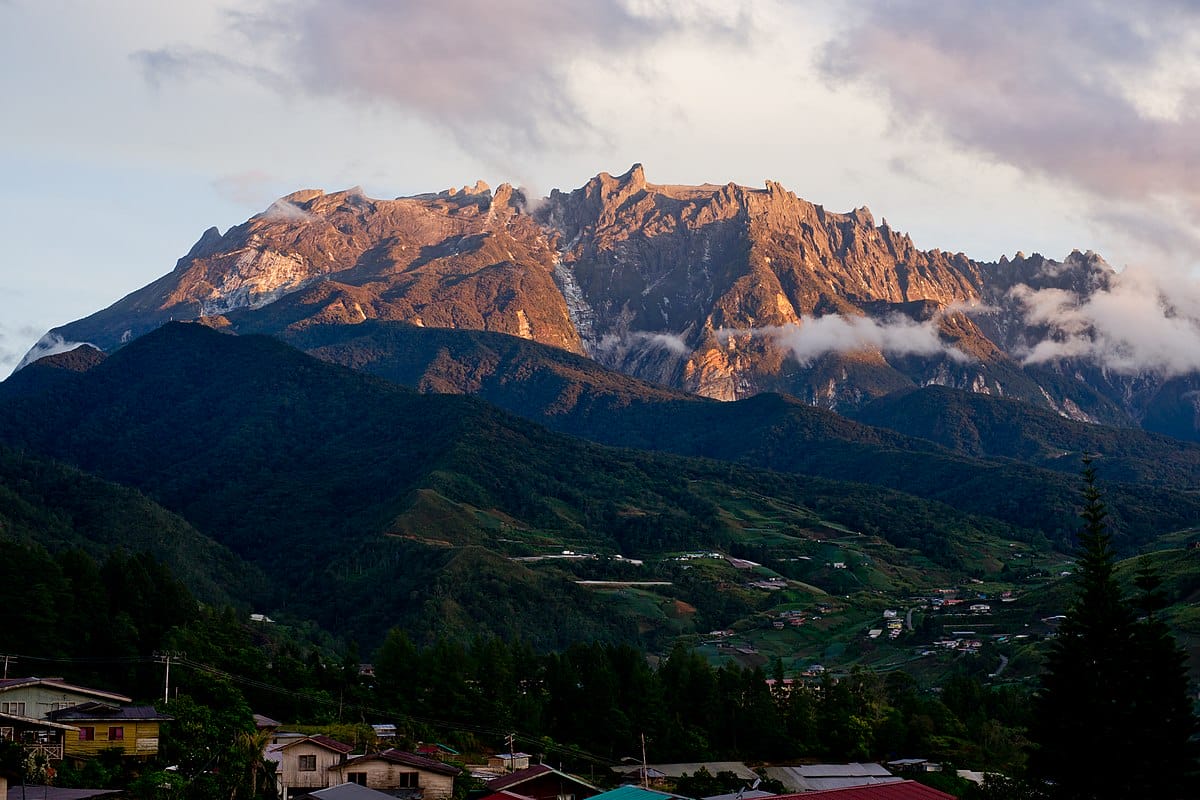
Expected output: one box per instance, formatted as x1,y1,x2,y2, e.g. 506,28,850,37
135,0,749,157
597,330,692,357
822,0,1200,264
260,199,314,222
1010,264,1200,376
14,332,94,372
719,314,969,366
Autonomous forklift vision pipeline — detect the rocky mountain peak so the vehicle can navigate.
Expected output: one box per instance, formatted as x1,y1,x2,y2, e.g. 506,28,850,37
32,164,1182,435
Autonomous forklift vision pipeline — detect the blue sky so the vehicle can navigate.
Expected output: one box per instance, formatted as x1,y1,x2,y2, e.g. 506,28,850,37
3,0,1198,369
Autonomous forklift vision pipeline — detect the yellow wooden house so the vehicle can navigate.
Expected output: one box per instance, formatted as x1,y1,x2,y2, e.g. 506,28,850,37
47,701,171,759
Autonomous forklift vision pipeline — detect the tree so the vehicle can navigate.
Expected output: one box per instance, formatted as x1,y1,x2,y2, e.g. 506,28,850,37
1028,459,1197,799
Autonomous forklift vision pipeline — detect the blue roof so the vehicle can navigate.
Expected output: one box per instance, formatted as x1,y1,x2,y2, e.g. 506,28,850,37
592,786,693,800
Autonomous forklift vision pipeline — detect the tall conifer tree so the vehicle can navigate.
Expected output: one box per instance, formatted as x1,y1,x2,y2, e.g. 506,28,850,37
1029,459,1196,798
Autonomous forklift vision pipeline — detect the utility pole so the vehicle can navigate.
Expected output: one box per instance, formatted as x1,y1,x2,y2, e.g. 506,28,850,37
153,651,184,704
1,654,14,680
640,733,648,789
506,732,516,772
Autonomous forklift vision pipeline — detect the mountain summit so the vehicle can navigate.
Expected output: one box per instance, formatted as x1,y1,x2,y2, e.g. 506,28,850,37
28,166,1199,436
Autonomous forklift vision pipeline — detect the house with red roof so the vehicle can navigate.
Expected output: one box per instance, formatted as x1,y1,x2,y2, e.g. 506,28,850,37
763,781,955,800
484,764,600,800
329,748,462,799
266,733,355,800
0,677,170,763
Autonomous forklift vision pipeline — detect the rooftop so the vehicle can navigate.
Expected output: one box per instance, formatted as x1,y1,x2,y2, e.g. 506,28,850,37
763,780,954,800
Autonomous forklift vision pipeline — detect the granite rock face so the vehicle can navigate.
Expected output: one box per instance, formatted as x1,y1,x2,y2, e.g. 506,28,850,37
33,165,1192,434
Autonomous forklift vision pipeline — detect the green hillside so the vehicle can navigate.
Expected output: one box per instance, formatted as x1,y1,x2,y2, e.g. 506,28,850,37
280,321,1200,553
0,323,1030,650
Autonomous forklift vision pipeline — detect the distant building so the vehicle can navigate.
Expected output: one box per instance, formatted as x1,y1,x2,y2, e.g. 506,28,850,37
331,748,461,799
763,763,900,793
488,752,532,772
485,764,599,800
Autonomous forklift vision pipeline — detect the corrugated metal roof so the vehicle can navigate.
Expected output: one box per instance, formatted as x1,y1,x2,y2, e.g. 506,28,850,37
274,734,354,754
478,790,539,800
763,780,955,800
590,785,691,800
0,677,130,704
610,762,759,781
292,783,399,800
488,764,555,790
49,704,171,722
764,765,898,793
703,790,775,800
795,765,892,778
487,764,598,792
792,779,903,792
5,789,122,800
341,748,461,776
310,734,355,754
0,711,78,731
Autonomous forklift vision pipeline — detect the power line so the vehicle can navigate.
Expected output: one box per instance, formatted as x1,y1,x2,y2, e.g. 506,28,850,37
0,650,617,766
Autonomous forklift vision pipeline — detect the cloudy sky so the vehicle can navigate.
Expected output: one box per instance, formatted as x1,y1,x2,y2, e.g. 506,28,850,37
2,0,1198,370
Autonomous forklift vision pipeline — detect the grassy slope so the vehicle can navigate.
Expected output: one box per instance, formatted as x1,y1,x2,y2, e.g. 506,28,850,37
0,323,1026,649
281,321,1200,553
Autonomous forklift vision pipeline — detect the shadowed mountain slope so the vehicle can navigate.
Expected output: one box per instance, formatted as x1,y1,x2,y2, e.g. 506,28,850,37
275,321,1200,553
0,322,1037,647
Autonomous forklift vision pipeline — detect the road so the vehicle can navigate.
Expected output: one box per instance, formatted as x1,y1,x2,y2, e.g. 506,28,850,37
989,654,1010,678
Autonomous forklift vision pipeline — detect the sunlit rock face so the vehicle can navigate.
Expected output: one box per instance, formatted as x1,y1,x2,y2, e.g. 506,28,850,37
31,165,1196,434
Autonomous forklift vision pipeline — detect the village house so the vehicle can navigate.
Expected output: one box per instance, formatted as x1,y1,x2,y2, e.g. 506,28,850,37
488,751,532,772
0,677,129,721
0,677,169,762
48,702,171,759
329,748,461,799
0,709,77,764
267,734,355,800
485,763,599,800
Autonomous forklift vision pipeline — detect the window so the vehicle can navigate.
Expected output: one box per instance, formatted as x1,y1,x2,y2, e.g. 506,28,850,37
0,702,26,716
51,702,75,711
348,773,367,786
397,773,419,788
78,727,95,741
298,755,317,772
108,726,124,741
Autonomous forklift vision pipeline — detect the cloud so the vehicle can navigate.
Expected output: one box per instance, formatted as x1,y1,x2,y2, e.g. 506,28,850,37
135,0,748,155
0,322,47,371
821,1,1200,257
131,46,288,93
719,314,969,366
597,330,693,357
14,332,93,372
1009,264,1200,376
261,199,314,222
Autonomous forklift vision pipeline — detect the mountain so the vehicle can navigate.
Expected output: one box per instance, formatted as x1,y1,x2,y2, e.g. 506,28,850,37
28,166,1195,436
276,320,1200,553
852,385,1200,488
0,323,1032,648
0,443,260,606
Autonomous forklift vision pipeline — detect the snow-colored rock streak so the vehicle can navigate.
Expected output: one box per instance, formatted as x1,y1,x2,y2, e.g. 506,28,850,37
552,252,597,353
199,248,316,316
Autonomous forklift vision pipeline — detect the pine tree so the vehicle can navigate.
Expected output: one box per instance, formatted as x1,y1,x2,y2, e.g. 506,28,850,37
1028,459,1197,799
1125,568,1198,796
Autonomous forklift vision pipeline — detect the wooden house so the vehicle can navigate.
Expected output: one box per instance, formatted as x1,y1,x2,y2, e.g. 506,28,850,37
0,709,78,763
486,764,600,800
329,748,461,799
266,734,355,800
47,702,171,759
0,677,130,720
